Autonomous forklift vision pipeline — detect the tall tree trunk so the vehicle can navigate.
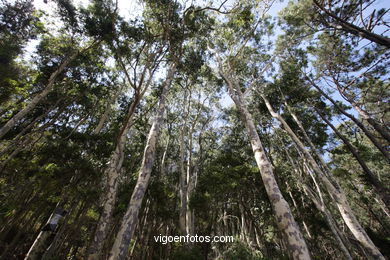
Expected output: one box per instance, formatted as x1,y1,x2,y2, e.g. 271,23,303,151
186,126,195,236
308,78,390,161
42,201,86,259
331,80,390,143
0,52,78,139
160,135,170,177
87,93,140,259
303,185,354,260
315,107,390,208
281,95,330,172
220,71,311,260
283,135,356,260
179,127,187,234
108,64,176,260
261,95,385,260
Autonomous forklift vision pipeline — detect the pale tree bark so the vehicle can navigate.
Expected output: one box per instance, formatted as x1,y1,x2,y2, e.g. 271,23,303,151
285,182,312,239
185,116,199,237
220,70,312,260
186,135,195,236
315,107,390,208
179,89,191,235
88,47,160,259
303,185,354,260
87,95,139,259
308,78,389,161
282,90,389,208
0,40,99,140
283,141,355,260
160,134,170,177
24,207,67,260
41,202,86,260
108,64,176,260
261,95,385,260
179,89,204,236
179,126,188,234
279,92,331,173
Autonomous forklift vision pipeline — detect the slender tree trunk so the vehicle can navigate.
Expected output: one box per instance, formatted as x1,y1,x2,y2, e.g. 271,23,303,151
160,135,170,177
179,127,187,234
352,103,390,142
42,201,86,259
308,79,389,161
87,94,140,260
261,95,385,260
0,52,78,139
186,127,195,236
281,96,330,173
179,90,191,235
315,108,390,208
108,64,176,260
332,81,390,143
220,71,311,260
286,185,312,239
284,141,356,259
303,185,354,260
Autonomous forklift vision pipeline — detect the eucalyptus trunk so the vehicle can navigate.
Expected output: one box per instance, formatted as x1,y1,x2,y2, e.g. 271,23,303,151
186,126,195,236
308,79,389,161
108,64,176,260
303,185,354,260
88,93,140,259
179,127,187,234
220,71,311,260
332,82,390,143
262,95,385,260
315,108,390,208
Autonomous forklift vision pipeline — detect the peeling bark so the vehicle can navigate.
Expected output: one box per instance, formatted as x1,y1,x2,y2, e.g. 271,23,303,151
220,70,312,260
87,95,139,260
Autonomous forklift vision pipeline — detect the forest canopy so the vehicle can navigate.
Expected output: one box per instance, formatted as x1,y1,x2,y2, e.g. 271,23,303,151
0,0,389,259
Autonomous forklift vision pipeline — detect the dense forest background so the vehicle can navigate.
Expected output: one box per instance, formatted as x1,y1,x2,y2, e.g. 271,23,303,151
0,0,389,259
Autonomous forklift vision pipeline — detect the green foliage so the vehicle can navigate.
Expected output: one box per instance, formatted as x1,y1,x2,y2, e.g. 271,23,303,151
221,241,265,260
0,0,43,103
171,245,203,260
0,0,389,259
